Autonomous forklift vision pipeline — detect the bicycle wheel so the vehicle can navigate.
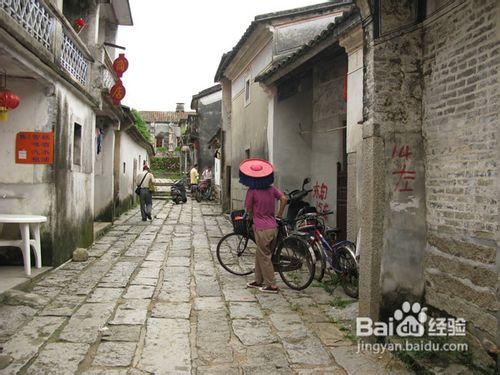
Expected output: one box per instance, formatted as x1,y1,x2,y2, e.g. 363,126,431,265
216,233,256,276
313,242,326,282
277,235,316,290
337,246,359,298
195,190,202,202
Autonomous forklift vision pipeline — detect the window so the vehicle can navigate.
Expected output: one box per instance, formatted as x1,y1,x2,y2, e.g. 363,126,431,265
123,162,126,174
73,123,82,166
244,76,251,105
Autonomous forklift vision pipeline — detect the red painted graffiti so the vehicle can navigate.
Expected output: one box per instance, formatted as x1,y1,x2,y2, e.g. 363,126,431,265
312,180,331,221
312,181,328,200
392,144,415,192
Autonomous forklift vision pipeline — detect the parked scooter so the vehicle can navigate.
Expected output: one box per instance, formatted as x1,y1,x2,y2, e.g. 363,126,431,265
171,180,187,204
285,178,314,222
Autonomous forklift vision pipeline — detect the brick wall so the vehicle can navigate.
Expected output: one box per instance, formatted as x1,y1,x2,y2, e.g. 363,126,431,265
422,0,498,344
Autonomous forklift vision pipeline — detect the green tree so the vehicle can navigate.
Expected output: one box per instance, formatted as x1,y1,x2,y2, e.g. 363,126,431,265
131,109,152,142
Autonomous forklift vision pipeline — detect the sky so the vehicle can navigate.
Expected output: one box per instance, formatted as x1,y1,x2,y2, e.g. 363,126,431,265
116,0,327,112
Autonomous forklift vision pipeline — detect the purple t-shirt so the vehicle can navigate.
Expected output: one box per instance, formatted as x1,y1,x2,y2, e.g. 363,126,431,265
244,186,284,231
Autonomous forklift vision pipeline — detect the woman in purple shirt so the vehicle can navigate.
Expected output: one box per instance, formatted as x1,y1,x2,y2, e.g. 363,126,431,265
240,159,287,293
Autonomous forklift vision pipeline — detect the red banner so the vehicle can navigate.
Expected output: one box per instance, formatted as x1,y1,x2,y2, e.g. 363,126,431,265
15,132,54,164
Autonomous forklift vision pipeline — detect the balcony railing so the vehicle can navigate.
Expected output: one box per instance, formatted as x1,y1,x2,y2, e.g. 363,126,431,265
0,0,54,49
60,32,89,85
1,0,91,87
101,47,117,90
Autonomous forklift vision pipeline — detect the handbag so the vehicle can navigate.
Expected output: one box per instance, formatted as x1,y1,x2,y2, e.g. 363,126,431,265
135,172,149,195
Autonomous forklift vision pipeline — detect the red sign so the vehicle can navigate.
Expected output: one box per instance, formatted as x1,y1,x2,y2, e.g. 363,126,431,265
110,79,126,106
112,53,129,77
15,132,54,164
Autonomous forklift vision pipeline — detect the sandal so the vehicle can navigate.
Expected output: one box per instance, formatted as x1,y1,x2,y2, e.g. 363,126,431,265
260,285,279,294
246,281,262,289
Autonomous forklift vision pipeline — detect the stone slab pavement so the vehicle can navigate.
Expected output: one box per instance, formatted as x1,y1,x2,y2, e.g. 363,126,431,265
0,200,412,374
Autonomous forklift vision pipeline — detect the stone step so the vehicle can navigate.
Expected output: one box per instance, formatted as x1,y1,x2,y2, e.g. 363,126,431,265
93,221,112,241
152,196,170,201
153,191,170,196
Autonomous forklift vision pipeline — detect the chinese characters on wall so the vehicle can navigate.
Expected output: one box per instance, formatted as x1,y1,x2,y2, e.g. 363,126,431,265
392,144,415,192
312,180,330,221
15,132,54,164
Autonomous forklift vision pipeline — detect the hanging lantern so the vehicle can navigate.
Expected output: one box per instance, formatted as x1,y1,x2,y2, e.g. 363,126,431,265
0,69,20,121
0,90,20,109
110,79,126,106
112,53,129,78
74,18,86,33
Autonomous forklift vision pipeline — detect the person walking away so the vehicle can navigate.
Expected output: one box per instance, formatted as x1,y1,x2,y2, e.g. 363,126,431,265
136,164,155,221
240,159,287,293
190,164,199,196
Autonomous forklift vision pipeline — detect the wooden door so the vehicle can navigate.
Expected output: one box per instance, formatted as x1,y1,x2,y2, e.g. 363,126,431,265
336,162,347,241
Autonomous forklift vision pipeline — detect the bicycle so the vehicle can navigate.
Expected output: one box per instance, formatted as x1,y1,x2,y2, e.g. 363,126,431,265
295,210,359,298
216,210,317,290
195,179,214,202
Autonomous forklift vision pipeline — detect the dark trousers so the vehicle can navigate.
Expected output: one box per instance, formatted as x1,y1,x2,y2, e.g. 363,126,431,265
139,188,152,220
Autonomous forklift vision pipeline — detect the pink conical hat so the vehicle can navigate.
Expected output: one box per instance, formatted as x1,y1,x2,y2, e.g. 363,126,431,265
239,158,273,178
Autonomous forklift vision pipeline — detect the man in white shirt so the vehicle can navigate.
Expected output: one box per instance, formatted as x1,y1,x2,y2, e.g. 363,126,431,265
201,166,213,181
136,164,155,221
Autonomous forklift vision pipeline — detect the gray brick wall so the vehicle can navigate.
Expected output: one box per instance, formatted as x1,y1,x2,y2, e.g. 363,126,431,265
422,0,498,343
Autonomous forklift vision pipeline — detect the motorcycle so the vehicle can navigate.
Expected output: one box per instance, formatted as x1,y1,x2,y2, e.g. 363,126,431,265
171,180,187,204
285,178,314,222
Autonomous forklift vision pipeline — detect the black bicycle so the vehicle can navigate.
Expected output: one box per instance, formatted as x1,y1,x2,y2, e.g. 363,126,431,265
216,210,317,290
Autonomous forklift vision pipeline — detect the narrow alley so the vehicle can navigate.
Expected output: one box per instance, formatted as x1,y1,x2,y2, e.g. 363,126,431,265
0,200,408,374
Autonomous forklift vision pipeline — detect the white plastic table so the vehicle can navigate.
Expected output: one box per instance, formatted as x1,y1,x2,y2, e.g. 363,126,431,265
0,214,47,276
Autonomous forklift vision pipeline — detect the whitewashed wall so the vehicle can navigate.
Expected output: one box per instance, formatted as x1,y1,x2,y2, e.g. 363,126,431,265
0,78,53,218
94,126,115,219
119,131,149,202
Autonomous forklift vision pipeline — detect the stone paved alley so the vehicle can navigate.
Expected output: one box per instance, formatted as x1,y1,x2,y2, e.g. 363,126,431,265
0,200,410,374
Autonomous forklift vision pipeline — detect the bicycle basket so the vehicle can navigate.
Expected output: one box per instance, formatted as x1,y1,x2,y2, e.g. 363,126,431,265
230,210,252,238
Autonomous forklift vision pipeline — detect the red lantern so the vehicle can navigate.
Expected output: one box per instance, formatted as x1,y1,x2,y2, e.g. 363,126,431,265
0,90,20,109
75,18,86,27
110,79,126,106
0,89,20,121
113,53,129,78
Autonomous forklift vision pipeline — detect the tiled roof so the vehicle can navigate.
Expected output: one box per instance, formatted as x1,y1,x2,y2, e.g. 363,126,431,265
191,84,222,110
192,84,222,100
255,8,360,83
139,111,197,123
214,1,353,82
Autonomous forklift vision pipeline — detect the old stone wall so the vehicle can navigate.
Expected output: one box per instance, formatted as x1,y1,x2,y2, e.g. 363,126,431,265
0,78,55,265
310,53,347,227
273,72,313,194
94,121,115,221
422,0,498,343
53,84,95,266
229,81,270,209
196,90,222,171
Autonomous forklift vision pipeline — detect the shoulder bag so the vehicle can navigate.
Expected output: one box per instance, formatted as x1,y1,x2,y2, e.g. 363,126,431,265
135,172,149,195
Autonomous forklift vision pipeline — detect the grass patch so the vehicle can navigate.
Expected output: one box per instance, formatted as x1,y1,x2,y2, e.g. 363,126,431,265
391,335,490,374
329,296,354,309
316,274,340,294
